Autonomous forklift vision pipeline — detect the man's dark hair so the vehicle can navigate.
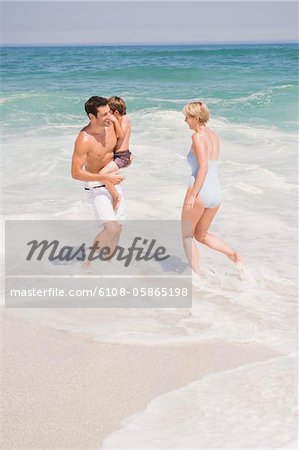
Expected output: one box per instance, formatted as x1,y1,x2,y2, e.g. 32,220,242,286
84,96,108,117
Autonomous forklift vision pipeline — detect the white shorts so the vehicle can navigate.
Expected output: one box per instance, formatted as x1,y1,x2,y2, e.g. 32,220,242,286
86,184,125,224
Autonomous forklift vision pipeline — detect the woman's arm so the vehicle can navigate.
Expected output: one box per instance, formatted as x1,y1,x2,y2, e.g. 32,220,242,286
190,132,209,195
185,133,208,210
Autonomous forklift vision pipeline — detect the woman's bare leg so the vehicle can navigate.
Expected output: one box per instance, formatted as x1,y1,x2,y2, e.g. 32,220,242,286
194,206,243,266
181,190,205,273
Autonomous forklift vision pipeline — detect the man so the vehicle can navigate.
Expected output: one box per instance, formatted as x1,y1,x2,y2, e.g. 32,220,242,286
71,96,125,261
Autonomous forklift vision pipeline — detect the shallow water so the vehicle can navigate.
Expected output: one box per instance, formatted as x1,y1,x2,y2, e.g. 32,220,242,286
2,43,298,448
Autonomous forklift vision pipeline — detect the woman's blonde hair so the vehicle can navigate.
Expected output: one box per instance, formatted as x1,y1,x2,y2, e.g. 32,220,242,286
183,101,210,125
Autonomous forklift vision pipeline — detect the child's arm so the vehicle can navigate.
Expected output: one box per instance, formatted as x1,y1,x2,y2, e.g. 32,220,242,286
109,115,124,140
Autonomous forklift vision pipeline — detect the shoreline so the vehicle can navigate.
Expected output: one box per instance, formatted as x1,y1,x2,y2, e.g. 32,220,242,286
3,311,281,449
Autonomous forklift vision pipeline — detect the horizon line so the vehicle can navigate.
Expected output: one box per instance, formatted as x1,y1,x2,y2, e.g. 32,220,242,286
1,40,298,48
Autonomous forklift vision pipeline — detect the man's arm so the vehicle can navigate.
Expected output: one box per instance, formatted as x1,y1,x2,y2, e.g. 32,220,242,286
71,135,124,184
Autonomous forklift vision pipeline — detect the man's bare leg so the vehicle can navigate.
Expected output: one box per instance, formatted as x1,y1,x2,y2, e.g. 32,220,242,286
83,221,122,269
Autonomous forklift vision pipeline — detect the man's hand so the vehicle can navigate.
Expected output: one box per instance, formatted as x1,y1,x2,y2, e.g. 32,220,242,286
102,172,124,185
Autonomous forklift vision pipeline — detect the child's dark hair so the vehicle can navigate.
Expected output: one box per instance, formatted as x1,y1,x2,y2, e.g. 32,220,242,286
108,96,127,115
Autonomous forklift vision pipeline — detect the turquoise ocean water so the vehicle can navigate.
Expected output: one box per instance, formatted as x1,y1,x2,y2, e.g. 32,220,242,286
1,43,298,132
2,44,298,447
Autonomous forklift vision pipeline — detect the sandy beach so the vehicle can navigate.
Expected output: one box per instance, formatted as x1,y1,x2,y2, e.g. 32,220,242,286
2,11,298,448
3,311,281,449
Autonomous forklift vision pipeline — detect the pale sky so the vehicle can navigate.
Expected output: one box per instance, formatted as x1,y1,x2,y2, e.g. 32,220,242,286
1,1,298,45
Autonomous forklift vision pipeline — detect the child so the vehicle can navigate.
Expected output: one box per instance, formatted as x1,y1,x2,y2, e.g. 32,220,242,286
99,96,132,211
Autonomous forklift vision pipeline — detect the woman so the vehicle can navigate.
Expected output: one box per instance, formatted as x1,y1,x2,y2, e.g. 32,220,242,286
181,101,242,274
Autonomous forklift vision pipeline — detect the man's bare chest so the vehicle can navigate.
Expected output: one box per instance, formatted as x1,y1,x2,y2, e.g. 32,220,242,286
87,143,108,159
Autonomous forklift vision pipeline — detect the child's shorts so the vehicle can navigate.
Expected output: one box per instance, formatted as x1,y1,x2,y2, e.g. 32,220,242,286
114,149,132,169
